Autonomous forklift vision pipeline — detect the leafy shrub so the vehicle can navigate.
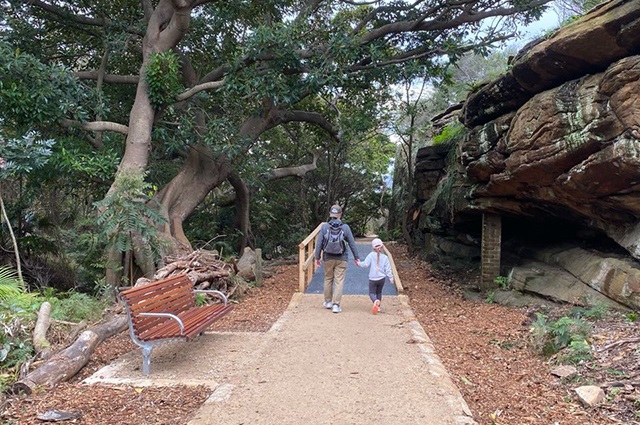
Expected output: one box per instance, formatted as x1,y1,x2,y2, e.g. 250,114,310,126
484,291,496,304
144,50,183,108
557,339,592,365
530,312,592,362
195,293,208,307
48,292,108,323
494,275,510,290
0,40,89,130
0,267,38,373
376,227,401,242
569,303,608,320
0,301,36,371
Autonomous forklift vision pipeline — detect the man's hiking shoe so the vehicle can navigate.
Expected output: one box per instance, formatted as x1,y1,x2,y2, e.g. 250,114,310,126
323,301,333,309
372,300,380,315
332,304,342,313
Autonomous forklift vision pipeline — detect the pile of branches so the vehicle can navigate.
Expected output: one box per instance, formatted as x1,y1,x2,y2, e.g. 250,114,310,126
135,249,240,298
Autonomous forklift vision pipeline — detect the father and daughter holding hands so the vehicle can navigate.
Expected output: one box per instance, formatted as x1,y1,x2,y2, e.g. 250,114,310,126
314,204,395,315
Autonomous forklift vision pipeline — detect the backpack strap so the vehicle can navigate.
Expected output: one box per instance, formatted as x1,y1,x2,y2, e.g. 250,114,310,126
321,222,330,249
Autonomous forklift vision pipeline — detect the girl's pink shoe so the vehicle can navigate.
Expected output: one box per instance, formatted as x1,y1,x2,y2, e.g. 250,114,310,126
372,300,380,315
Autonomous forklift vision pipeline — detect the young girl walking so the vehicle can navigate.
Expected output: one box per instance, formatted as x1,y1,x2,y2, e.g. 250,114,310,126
357,238,394,315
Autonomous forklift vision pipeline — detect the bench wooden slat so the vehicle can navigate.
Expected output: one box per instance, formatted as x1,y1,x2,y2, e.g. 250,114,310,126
127,285,191,309
180,304,232,338
130,288,194,317
126,281,194,311
137,304,233,341
122,277,195,336
120,274,187,295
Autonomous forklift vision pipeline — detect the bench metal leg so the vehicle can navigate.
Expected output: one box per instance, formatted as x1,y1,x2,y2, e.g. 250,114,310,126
142,346,152,376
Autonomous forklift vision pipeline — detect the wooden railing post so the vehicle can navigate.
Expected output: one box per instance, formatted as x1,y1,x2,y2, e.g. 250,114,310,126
298,223,324,292
383,245,404,293
298,243,305,292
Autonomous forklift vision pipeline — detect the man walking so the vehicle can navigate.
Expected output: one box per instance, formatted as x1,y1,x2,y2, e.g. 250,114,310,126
314,205,360,313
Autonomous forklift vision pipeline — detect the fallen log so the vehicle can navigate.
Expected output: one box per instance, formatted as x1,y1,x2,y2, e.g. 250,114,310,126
8,314,128,395
187,269,231,283
33,301,52,361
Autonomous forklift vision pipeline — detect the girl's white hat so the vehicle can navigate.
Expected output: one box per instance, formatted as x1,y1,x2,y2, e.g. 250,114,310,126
372,238,383,248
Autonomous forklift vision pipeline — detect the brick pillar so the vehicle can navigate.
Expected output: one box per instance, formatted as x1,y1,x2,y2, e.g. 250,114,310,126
480,213,502,289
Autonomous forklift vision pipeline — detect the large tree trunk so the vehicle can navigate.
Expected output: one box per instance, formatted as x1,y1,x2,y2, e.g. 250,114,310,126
155,145,233,255
103,0,197,285
228,172,251,252
152,113,276,257
9,315,128,395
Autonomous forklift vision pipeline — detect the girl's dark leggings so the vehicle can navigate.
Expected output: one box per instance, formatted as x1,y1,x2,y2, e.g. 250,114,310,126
368,278,385,303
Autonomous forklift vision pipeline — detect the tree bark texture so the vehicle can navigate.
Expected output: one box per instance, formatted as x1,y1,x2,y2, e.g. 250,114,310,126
228,172,251,252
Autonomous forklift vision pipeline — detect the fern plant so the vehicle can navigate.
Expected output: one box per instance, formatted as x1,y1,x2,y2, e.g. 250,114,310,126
93,171,167,262
0,267,37,371
0,267,23,300
0,267,34,306
530,312,592,362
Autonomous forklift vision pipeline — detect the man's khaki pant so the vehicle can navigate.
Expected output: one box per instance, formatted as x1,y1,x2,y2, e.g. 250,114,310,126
323,258,347,305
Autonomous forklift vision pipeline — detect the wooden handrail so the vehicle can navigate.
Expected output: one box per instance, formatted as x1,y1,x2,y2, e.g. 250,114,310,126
383,245,404,293
298,223,324,292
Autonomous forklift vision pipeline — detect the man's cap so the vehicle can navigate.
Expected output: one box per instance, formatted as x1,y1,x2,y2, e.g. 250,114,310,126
329,205,342,217
372,238,383,248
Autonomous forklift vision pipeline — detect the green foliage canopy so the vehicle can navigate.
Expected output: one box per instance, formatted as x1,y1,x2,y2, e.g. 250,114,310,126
0,41,89,134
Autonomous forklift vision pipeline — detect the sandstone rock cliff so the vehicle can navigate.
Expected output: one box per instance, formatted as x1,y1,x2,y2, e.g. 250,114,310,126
412,0,640,309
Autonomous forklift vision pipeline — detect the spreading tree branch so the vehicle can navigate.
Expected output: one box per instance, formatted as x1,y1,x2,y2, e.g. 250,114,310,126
61,119,129,135
176,80,225,101
74,72,140,85
260,150,321,181
279,110,341,143
359,0,551,43
26,0,144,35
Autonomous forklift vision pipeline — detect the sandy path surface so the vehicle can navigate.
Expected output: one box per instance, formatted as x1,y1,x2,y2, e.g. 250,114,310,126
85,293,474,425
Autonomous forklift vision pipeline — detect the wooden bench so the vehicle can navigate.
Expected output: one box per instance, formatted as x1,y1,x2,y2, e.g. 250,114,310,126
119,273,234,375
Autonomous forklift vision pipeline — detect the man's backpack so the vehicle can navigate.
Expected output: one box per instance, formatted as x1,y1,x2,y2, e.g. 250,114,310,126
323,223,345,255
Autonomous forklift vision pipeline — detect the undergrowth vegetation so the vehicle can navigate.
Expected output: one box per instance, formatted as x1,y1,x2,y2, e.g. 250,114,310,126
529,303,609,365
0,267,108,391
